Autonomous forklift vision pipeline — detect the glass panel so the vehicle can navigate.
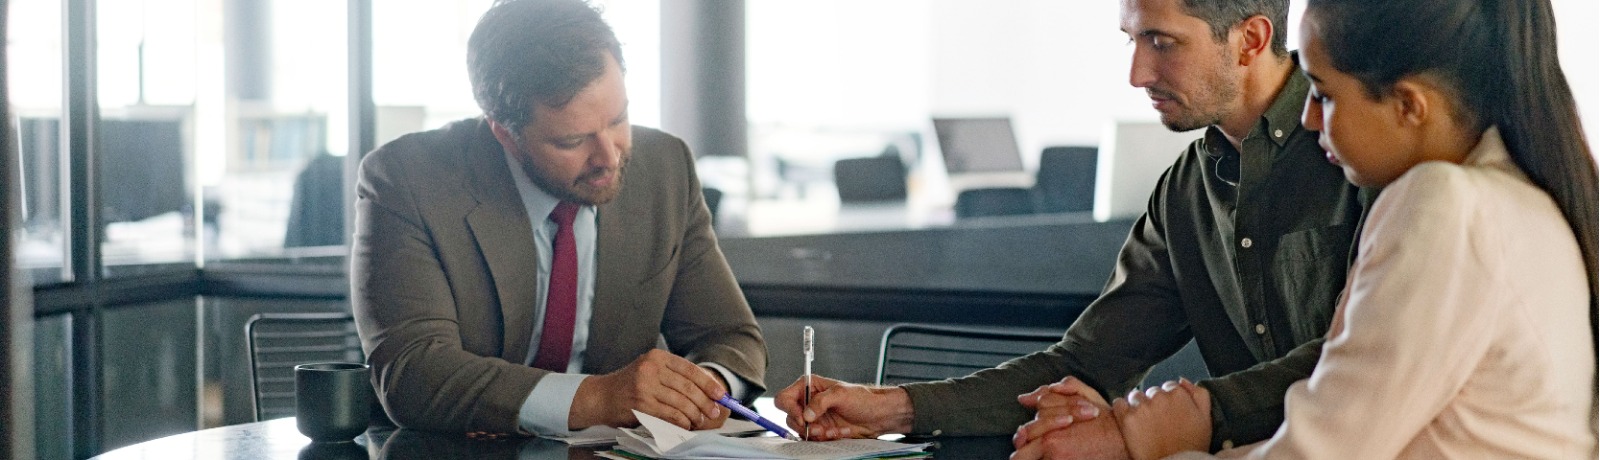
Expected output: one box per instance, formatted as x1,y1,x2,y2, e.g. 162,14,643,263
96,0,201,271
9,0,68,284
739,1,939,236
210,0,349,257
101,299,198,452
371,0,493,138
32,314,71,460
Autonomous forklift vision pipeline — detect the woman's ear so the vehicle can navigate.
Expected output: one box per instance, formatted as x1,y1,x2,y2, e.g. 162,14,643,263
1388,79,1433,128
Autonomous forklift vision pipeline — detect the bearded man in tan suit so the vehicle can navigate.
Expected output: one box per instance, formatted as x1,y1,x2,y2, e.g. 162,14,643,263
350,0,766,435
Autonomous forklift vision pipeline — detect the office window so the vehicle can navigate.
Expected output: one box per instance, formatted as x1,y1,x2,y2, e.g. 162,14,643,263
95,0,200,270
8,0,67,283
739,1,934,235
208,0,350,257
31,314,71,460
100,300,198,452
88,0,351,262
371,0,660,142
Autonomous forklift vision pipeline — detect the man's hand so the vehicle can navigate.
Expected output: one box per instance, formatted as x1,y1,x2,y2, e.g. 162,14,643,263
1014,377,1108,448
570,349,726,430
774,375,914,440
1011,376,1130,460
1111,379,1211,460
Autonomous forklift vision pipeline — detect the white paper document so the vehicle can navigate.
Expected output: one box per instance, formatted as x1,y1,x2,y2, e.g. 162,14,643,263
545,417,768,446
613,410,930,460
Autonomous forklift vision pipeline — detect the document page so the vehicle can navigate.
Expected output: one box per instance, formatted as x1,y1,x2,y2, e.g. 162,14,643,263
545,417,764,446
612,410,930,460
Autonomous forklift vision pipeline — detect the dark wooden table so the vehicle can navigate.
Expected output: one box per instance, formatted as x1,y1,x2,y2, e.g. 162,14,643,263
89,399,1015,459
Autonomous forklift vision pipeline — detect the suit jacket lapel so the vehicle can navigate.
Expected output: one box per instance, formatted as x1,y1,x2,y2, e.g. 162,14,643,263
584,201,626,373
462,120,541,364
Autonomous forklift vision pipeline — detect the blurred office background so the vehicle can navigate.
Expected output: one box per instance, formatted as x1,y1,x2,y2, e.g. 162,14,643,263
3,0,1597,458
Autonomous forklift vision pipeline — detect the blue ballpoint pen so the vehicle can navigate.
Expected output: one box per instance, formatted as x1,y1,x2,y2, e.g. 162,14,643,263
716,395,800,441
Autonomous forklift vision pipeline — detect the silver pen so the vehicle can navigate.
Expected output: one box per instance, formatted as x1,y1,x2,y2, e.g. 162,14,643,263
802,326,814,440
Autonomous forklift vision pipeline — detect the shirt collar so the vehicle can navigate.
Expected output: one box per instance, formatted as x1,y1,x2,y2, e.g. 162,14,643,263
503,151,565,224
1204,52,1311,159
1464,126,1521,179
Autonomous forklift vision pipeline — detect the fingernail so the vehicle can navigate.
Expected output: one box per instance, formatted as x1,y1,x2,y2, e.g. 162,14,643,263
1077,400,1099,417
841,427,853,437
805,409,816,422
1057,415,1073,425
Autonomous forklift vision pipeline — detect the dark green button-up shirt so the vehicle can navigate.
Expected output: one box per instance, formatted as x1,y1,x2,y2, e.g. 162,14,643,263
903,63,1369,450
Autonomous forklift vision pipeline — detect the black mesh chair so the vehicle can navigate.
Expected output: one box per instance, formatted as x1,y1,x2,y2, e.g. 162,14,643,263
1034,146,1098,214
954,187,1035,218
246,312,364,421
876,324,1064,385
833,156,908,203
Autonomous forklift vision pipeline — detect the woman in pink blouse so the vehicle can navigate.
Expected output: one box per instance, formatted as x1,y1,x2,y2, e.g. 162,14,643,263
1016,0,1599,458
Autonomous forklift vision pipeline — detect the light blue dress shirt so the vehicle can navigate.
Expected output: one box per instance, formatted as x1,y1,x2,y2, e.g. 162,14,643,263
503,152,745,436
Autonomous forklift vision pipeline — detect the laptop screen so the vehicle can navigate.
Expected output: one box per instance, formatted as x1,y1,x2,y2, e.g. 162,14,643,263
932,117,1026,174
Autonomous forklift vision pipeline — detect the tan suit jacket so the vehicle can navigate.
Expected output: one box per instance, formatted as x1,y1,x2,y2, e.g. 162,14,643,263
350,118,767,433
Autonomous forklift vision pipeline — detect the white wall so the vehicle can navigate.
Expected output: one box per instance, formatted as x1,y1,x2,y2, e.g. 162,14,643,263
1552,0,1600,157
920,0,1600,161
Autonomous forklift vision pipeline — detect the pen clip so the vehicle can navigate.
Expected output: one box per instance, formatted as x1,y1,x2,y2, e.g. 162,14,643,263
802,326,814,361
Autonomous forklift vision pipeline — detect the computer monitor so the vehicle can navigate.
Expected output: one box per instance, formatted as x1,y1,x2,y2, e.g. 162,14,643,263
1094,121,1204,221
931,117,1032,190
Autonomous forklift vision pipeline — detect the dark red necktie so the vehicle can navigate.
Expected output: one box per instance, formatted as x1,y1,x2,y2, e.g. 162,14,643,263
533,201,580,372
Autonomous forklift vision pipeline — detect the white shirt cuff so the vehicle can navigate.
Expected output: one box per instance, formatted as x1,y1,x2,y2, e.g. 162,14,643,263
516,373,589,436
698,362,749,401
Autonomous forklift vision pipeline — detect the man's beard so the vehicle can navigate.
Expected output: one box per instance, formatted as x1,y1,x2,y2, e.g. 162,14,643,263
521,154,631,206
1152,62,1240,133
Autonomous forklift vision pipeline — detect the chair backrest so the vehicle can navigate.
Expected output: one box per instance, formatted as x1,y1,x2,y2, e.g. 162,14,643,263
876,324,1064,385
702,187,724,226
245,312,364,422
954,187,1035,218
1034,146,1098,214
833,156,907,203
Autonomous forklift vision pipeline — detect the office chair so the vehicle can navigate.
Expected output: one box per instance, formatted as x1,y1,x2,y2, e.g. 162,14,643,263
245,312,364,421
876,324,1064,385
954,187,1035,218
1034,146,1098,214
833,156,908,203
702,187,724,227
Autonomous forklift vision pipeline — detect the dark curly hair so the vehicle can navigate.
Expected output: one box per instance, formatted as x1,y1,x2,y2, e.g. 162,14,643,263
467,0,625,134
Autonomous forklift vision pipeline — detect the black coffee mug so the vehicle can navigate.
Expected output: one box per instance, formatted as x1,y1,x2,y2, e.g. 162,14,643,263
295,362,373,443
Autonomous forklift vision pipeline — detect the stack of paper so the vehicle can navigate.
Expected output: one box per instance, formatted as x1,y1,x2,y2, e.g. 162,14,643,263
603,410,931,460
545,418,767,447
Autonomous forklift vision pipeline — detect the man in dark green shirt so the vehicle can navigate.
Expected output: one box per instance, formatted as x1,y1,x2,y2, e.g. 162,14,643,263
775,0,1367,457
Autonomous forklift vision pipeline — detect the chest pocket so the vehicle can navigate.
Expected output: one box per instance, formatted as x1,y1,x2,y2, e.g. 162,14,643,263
1272,224,1353,341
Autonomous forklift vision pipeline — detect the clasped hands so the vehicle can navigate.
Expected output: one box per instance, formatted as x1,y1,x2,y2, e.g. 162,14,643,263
1011,376,1211,459
775,372,1212,460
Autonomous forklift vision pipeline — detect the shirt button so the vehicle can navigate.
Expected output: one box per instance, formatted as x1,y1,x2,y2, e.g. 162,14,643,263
930,429,942,436
1273,129,1284,138
1255,324,1267,335
1240,237,1253,248
1223,440,1235,449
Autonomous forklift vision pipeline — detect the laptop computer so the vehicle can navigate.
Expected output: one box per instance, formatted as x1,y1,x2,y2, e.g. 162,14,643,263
931,117,1034,192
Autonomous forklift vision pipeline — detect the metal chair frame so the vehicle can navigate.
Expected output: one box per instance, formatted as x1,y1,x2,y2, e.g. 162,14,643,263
245,312,363,422
875,323,1064,385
